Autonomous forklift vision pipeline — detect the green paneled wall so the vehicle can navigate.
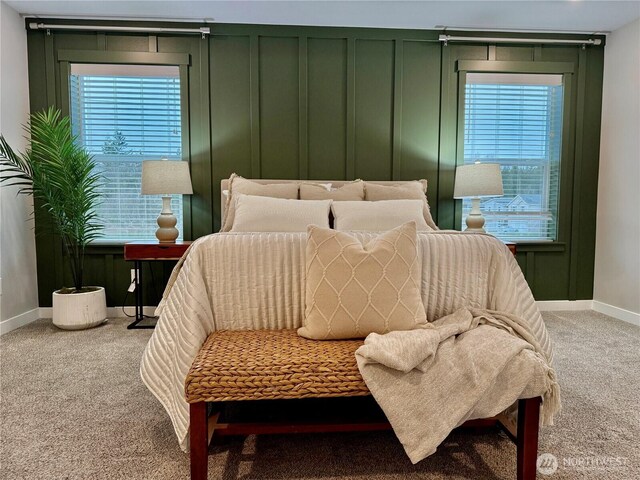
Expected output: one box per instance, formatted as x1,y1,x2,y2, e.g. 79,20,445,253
307,38,347,179
23,21,604,307
354,40,395,180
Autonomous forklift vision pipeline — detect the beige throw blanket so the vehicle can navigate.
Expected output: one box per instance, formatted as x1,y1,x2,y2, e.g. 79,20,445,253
141,231,552,451
356,307,560,464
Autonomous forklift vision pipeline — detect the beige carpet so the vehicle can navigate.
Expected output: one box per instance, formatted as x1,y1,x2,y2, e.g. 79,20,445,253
1,310,638,479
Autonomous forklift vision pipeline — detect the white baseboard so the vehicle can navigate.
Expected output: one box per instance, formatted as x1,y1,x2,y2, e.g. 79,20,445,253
0,308,40,335
38,306,158,319
536,300,593,311
31,302,640,330
536,299,640,327
592,301,640,327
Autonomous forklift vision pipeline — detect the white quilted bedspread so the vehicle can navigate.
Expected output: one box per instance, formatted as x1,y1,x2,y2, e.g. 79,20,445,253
140,230,551,451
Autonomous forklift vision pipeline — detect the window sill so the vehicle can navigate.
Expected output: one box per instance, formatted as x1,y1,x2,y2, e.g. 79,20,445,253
87,239,185,246
82,243,128,255
84,239,565,254
510,241,566,252
89,240,128,246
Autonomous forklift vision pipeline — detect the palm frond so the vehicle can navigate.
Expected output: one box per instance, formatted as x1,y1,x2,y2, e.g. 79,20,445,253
1,106,103,290
0,136,33,186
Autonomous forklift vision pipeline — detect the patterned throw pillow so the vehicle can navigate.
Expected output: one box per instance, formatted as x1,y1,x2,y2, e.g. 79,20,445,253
298,221,427,340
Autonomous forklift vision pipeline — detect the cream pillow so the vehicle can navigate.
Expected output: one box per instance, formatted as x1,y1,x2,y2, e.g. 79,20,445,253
300,181,365,201
231,194,331,232
364,181,437,230
332,200,431,231
298,222,427,340
222,174,299,231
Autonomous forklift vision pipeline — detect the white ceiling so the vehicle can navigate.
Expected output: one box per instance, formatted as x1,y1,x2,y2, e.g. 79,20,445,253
6,1,640,33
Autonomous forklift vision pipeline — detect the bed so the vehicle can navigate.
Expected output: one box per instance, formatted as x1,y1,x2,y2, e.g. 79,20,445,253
140,177,557,479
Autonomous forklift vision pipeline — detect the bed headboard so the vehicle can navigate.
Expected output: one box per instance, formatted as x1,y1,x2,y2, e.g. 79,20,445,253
220,179,424,221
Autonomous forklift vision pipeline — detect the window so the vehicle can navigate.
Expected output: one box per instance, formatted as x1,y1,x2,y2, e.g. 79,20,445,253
69,64,183,242
463,73,564,241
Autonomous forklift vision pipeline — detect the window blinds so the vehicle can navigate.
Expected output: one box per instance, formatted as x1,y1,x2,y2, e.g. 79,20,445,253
463,73,564,241
69,64,182,242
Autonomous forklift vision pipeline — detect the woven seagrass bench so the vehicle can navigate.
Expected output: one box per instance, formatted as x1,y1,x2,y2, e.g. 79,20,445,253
185,329,369,402
185,329,541,480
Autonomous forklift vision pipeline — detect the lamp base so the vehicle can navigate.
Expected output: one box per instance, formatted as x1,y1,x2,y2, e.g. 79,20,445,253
156,196,179,243
464,197,486,233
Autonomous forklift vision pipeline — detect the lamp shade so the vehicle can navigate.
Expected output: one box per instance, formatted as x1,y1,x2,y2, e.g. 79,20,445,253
453,163,504,199
141,160,193,195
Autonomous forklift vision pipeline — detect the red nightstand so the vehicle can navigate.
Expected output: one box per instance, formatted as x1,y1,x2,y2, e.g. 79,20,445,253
504,242,517,256
124,241,192,329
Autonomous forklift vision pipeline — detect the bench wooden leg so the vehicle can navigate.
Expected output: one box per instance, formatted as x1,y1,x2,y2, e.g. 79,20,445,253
190,402,208,480
517,397,541,480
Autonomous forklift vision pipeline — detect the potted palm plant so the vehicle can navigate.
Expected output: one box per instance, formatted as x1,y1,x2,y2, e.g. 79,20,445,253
0,107,107,330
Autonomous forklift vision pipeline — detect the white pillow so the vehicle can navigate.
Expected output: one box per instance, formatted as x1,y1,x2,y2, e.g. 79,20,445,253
231,194,332,232
332,200,431,232
222,174,300,231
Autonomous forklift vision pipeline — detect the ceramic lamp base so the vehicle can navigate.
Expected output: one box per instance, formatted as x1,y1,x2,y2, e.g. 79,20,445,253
156,196,179,243
464,197,486,233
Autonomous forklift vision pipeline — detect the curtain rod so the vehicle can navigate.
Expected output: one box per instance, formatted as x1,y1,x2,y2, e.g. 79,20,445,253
28,22,210,37
439,34,601,47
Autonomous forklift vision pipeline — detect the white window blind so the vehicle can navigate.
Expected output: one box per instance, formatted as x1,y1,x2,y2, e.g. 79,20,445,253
463,73,564,241
69,64,182,242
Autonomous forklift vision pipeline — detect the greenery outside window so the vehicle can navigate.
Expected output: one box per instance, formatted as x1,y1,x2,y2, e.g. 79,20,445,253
462,72,564,241
69,64,182,242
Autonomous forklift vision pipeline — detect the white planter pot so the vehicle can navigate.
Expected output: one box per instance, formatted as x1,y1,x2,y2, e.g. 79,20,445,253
52,286,107,330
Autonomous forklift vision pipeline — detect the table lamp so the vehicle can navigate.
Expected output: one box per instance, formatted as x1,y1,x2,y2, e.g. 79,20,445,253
141,160,193,243
453,162,503,233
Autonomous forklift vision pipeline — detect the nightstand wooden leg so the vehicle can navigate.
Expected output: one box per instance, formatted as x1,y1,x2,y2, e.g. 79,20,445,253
135,260,143,322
